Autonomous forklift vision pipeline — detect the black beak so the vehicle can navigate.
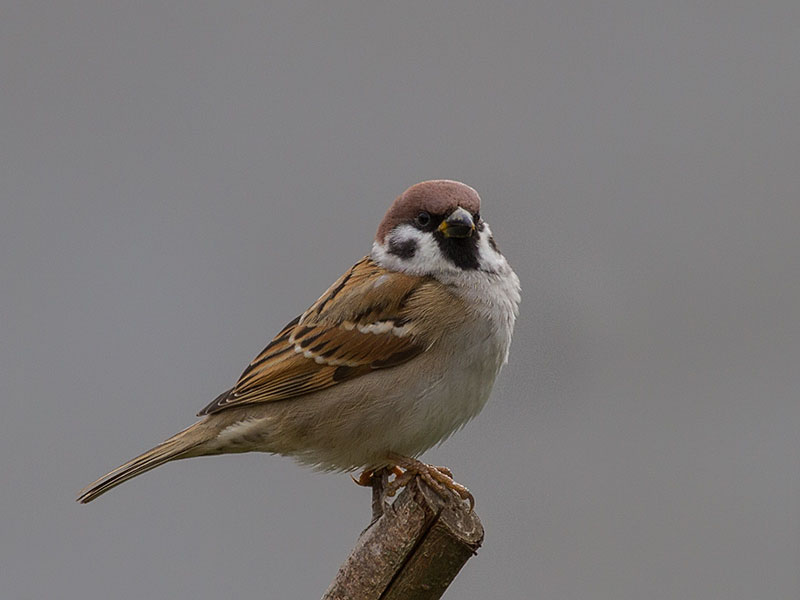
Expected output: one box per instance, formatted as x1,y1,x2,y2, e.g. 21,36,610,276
438,207,475,238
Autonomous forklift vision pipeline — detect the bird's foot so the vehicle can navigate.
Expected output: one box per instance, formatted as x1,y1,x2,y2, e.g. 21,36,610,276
384,453,475,512
352,465,405,488
353,467,403,525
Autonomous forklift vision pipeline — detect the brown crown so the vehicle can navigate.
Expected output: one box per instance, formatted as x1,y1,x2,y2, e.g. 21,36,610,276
376,180,481,243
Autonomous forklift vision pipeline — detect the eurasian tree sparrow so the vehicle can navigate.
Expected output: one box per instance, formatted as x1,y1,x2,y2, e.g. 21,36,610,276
78,180,520,508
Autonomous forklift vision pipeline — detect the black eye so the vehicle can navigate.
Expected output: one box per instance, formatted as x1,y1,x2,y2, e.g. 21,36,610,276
415,211,431,227
474,212,481,222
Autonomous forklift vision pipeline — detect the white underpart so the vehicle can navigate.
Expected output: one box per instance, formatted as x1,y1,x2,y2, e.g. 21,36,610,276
382,247,519,460
368,216,522,446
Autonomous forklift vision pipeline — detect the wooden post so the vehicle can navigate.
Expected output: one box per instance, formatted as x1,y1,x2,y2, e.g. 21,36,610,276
322,478,484,600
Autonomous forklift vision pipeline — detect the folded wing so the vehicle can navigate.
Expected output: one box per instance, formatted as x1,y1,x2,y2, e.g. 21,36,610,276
198,257,453,416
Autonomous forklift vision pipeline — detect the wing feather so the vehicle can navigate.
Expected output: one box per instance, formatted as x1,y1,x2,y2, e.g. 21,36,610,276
197,257,450,416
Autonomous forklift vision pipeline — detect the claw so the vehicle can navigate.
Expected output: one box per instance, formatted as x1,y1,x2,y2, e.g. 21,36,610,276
385,453,475,512
352,469,375,487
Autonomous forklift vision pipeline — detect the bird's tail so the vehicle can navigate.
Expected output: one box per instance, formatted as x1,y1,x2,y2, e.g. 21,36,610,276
77,422,207,504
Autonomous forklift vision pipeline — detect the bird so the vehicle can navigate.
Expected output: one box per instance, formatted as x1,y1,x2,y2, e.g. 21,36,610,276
77,180,520,511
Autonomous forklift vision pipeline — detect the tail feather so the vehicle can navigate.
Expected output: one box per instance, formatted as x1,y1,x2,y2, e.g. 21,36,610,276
77,424,205,504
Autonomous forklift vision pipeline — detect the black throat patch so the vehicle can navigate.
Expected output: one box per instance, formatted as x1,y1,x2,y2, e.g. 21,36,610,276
434,232,481,270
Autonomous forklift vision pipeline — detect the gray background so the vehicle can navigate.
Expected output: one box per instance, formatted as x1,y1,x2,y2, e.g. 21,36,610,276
2,2,798,598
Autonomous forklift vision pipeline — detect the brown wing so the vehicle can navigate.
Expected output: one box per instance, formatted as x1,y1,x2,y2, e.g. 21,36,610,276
198,257,449,416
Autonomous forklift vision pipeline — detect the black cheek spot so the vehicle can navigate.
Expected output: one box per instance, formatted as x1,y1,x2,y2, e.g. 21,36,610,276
388,238,418,259
488,235,500,253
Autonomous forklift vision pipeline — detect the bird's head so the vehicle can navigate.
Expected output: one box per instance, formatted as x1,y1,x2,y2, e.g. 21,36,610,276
372,180,507,277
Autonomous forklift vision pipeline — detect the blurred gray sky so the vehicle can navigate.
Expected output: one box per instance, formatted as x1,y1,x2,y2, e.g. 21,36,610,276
2,2,799,598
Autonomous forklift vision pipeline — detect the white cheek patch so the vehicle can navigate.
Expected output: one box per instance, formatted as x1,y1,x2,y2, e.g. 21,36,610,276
372,225,460,277
372,221,509,277
476,224,507,273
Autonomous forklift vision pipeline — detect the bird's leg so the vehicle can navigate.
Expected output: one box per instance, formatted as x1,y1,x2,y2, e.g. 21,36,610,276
353,467,397,524
370,467,392,522
384,453,475,511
